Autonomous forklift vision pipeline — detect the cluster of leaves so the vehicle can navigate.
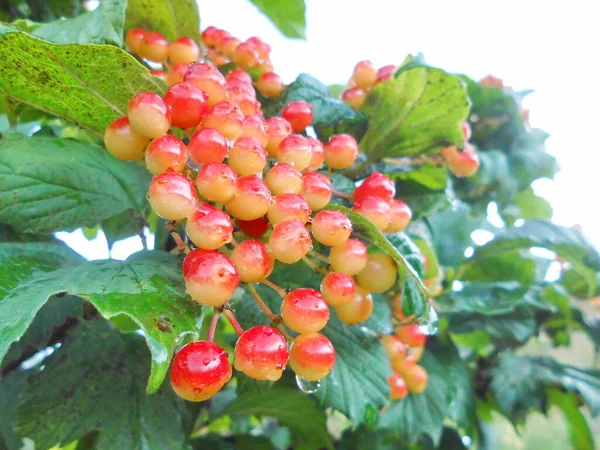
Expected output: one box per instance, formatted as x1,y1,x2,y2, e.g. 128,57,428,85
0,1,599,449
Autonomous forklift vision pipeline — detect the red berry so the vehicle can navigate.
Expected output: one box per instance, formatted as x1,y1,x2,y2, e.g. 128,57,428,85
265,163,303,196
441,143,480,178
311,210,352,247
278,134,312,171
104,116,149,161
267,193,311,226
145,135,187,175
167,63,189,86
375,65,396,84
188,128,228,165
148,172,198,220
125,28,145,54
226,69,253,84
246,36,271,60
201,26,222,48
356,253,397,293
320,272,356,307
281,288,329,334
395,324,427,347
202,101,244,140
352,196,391,231
386,200,412,233
265,117,292,157
163,82,207,129
324,134,358,169
186,203,234,250
138,31,169,62
282,101,313,132
230,239,274,282
228,136,268,176
226,175,272,221
341,87,366,110
352,60,377,89
231,42,260,69
268,219,312,264
237,217,270,238
240,114,269,147
354,172,395,203
196,162,237,203
404,365,428,394
289,333,335,381
183,249,240,306
127,92,171,138
328,238,368,275
301,173,332,211
256,72,284,98
169,37,200,65
381,335,408,361
307,137,325,171
219,36,241,59
391,353,417,374
234,326,289,381
335,285,373,324
184,62,227,106
388,373,408,400
227,79,260,115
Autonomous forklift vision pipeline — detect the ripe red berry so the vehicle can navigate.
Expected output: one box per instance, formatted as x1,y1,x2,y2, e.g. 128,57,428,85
169,37,200,65
127,92,171,138
104,116,149,161
188,128,228,165
307,137,325,171
184,62,227,106
138,31,169,62
281,288,329,334
404,365,428,394
277,134,312,171
145,135,187,175
324,134,358,169
301,172,332,211
186,203,234,250
341,87,366,110
265,117,292,157
225,175,272,221
335,285,373,324
256,72,284,98
228,136,268,176
232,42,260,69
227,79,260,115
265,163,303,196
268,219,312,264
352,60,377,89
441,143,480,178
381,335,408,361
226,69,253,84
148,172,198,220
267,193,311,226
375,65,396,84
230,239,274,282
395,324,427,347
352,196,391,231
354,172,396,203
356,253,397,293
163,82,207,129
328,238,368,275
388,373,408,400
386,199,412,233
219,36,241,59
201,26,222,48
196,162,237,204
202,101,244,140
125,28,146,54
289,333,335,381
170,340,232,402
167,63,189,86
183,249,240,306
320,272,356,307
237,217,270,238
240,114,269,147
311,210,352,247
282,101,313,133
246,36,271,60
234,326,289,381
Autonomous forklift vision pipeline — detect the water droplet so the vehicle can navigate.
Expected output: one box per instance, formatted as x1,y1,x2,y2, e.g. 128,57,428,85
295,375,321,394
461,436,473,447
359,326,379,339
418,307,439,335
264,328,274,336
203,358,211,366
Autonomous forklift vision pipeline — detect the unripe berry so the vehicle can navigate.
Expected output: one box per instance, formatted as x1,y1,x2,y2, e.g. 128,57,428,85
282,101,313,132
230,239,274,282
145,135,187,175
240,114,269,147
169,37,200,65
234,326,289,381
228,136,268,176
441,143,480,178
289,333,335,381
335,285,373,324
167,63,189,86
196,162,237,203
163,82,207,129
375,65,396,84
187,128,228,165
237,217,270,238
148,172,198,220
138,32,169,62
265,117,292,157
232,42,260,69
281,288,329,334
104,116,149,161
307,138,325,171
226,175,272,221
356,253,397,293
324,134,358,169
352,196,391,231
265,163,303,196
354,172,395,203
385,200,412,233
267,194,311,226
125,28,145,54
226,79,260,115
150,69,168,82
395,324,427,347
202,101,244,140
278,134,312,171
127,92,171,139
381,335,408,361
226,69,253,84
391,353,417,375
311,210,352,247
404,365,428,394
301,173,332,211
184,62,227,106
328,238,368,275
320,272,356,307
342,87,366,110
388,373,408,400
268,220,312,264
183,249,240,306
170,341,232,402
256,72,284,97
186,204,234,250
352,60,377,89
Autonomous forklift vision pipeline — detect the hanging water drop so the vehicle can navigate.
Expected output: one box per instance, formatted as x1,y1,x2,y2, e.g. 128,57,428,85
295,375,321,393
419,307,439,336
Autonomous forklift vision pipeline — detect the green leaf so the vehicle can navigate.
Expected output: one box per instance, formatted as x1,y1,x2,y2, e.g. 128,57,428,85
247,0,306,38
15,320,188,450
0,134,151,233
101,210,147,250
0,28,165,133
0,250,203,393
547,389,594,450
459,250,541,285
222,389,332,450
513,187,553,220
509,147,559,190
0,370,29,450
360,67,469,159
125,0,201,42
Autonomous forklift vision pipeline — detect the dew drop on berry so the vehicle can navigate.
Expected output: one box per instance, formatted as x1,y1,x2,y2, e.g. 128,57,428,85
295,375,321,394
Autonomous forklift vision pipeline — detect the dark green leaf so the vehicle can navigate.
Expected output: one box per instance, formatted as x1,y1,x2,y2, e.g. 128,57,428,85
339,426,400,450
101,210,147,250
547,388,594,450
0,370,29,450
247,0,306,38
459,250,540,285
125,0,201,41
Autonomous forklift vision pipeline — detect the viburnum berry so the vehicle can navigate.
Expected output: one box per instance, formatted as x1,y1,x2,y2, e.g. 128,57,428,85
411,345,425,362
125,28,145,54
320,272,356,307
220,36,241,59
202,101,244,140
170,340,232,402
388,373,408,400
311,210,352,247
354,172,396,203
335,285,373,324
138,31,169,62
167,63,190,86
188,128,228,165
341,87,366,110
228,136,268,176
289,333,335,381
246,36,271,60
184,62,227,106
277,134,312,171
127,92,171,139
381,335,408,361
196,162,237,204
307,137,325,171
256,72,284,98
356,252,397,293
403,365,428,394
386,199,412,233
230,239,274,282
225,69,252,84
225,175,272,221
234,326,289,381
183,249,240,306
391,353,416,375
324,134,358,169
265,116,292,157
148,172,198,220
240,114,269,147
169,37,200,65
201,26,221,47
163,82,207,129
150,69,168,82
301,172,332,211
268,219,312,264
440,143,480,178
265,163,303,196
267,193,311,226
145,135,188,175
237,217,270,238
282,101,313,133
186,204,234,250
232,41,260,69
352,196,391,231
395,324,427,347
281,288,329,334
227,79,260,116
104,116,149,161
328,238,368,275
352,60,377,89
375,65,396,84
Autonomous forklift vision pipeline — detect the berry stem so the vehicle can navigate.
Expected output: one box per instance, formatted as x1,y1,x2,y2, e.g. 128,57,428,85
301,256,329,275
246,283,278,322
331,188,353,200
223,309,245,337
261,279,287,298
166,221,191,254
276,324,293,341
207,309,220,342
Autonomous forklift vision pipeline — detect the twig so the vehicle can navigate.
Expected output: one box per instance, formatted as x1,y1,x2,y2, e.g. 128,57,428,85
331,188,353,200
166,221,190,254
301,256,329,275
261,279,287,298
246,283,279,322
309,251,330,263
207,309,220,342
222,309,244,337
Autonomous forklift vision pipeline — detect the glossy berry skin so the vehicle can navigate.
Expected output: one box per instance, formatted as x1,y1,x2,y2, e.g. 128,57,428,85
234,326,289,381
127,92,171,139
186,204,234,250
231,239,274,282
196,162,237,204
320,272,356,307
324,134,358,169
184,62,227,106
356,253,397,293
395,324,427,347
335,286,373,324
282,101,313,133
169,37,200,65
256,72,284,97
301,172,332,211
267,194,311,226
104,116,149,161
145,135,188,175
232,42,260,69
226,175,272,221
237,217,270,238
188,128,228,165
354,172,396,203
307,137,325,171
375,65,396,84
342,87,366,110
148,172,198,220
138,31,169,62
386,200,412,233
282,288,329,334
352,60,377,89
311,210,352,247
381,335,408,361
227,79,260,116
226,69,253,84
228,136,268,176
404,365,428,394
265,117,292,157
202,101,244,140
289,333,335,381
352,196,391,231
125,28,145,53
183,249,240,306
268,220,312,264
440,143,480,177
388,373,409,400
246,36,271,60
265,163,303,196
170,341,232,402
277,134,312,171
201,26,222,48
241,114,269,147
163,82,207,129
328,238,368,275
167,63,190,86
